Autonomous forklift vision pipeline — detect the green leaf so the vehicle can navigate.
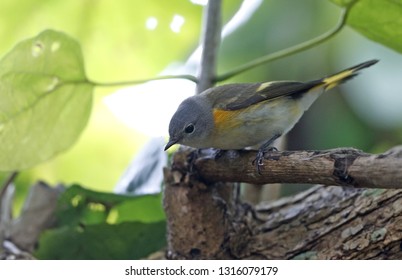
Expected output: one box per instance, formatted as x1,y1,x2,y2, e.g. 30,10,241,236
112,196,165,223
0,29,93,171
57,184,165,226
35,221,166,260
331,0,402,53
36,185,166,259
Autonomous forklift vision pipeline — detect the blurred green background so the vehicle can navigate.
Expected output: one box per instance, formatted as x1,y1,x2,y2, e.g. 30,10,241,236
1,0,401,212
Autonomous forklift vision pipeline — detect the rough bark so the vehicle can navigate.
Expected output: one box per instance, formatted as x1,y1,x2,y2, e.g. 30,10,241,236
238,185,402,259
163,147,402,259
163,148,233,259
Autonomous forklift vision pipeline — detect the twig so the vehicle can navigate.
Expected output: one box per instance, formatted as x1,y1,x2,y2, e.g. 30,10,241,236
0,172,18,193
196,0,222,93
0,171,18,253
216,2,356,82
89,74,198,88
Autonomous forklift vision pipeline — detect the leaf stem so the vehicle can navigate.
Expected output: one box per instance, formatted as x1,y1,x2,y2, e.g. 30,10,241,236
88,74,198,88
215,4,354,82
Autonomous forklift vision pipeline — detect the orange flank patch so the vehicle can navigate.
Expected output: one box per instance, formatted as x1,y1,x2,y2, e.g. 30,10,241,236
212,108,243,132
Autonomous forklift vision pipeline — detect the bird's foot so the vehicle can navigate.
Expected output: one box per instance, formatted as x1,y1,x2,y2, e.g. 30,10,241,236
252,146,278,174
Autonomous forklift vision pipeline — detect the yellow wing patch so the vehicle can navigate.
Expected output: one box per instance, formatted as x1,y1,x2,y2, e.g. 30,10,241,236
256,82,274,92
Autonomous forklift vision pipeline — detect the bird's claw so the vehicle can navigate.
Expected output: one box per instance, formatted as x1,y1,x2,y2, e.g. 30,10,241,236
252,146,278,174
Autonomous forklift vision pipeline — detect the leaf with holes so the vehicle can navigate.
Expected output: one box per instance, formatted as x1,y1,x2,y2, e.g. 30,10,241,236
0,30,93,171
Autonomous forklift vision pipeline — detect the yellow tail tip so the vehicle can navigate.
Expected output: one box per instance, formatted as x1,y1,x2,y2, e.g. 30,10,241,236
323,59,378,90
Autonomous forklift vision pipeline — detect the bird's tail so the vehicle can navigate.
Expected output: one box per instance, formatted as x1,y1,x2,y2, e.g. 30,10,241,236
323,59,379,90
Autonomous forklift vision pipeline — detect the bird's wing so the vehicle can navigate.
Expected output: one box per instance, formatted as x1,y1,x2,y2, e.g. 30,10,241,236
207,80,323,111
209,59,379,111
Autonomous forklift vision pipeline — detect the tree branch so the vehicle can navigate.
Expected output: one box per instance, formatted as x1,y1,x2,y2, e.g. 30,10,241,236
189,146,402,189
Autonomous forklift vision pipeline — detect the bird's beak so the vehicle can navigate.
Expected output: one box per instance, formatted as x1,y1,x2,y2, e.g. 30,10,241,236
164,138,178,151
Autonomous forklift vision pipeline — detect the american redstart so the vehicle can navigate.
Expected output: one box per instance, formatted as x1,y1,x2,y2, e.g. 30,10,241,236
165,59,378,170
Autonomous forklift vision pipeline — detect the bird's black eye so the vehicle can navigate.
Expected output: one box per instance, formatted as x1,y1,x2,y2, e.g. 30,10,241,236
184,124,195,134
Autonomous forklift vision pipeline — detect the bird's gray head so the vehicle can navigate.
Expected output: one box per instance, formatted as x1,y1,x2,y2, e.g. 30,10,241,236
165,96,214,150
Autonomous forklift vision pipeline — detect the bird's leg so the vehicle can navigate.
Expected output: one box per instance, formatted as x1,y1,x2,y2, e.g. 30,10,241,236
252,133,281,174
214,149,226,159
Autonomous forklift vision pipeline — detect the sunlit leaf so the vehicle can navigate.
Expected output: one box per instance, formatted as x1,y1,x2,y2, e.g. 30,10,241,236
331,0,402,53
0,30,93,171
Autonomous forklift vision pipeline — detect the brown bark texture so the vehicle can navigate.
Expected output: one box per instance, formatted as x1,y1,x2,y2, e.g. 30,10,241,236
163,146,402,259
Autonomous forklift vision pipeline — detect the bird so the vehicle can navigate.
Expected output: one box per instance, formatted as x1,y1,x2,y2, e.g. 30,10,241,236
165,59,378,172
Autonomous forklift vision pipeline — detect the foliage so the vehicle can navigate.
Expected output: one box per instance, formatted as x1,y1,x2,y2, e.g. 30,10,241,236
332,0,402,53
34,185,165,259
0,30,93,171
